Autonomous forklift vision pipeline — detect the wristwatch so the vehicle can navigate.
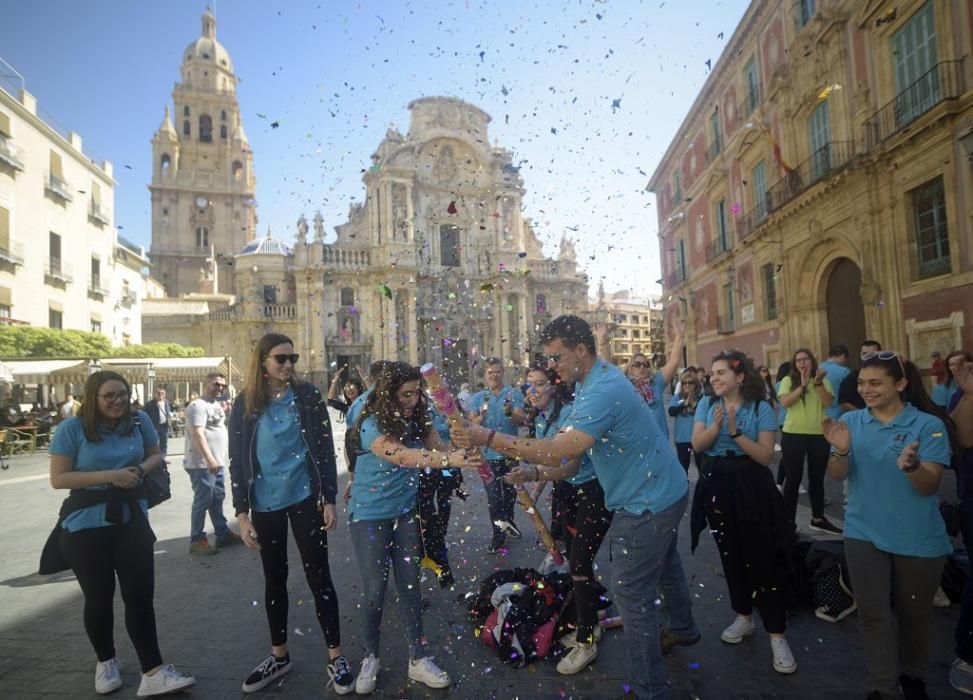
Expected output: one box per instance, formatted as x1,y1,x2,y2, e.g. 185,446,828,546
440,452,450,468
729,430,743,439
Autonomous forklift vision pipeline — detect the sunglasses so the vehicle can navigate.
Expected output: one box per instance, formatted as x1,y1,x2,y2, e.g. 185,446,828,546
861,350,905,374
270,353,300,366
98,391,129,404
630,362,650,369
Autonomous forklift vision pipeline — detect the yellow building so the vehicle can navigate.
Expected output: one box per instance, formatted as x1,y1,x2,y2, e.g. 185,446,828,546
590,285,666,368
648,0,973,370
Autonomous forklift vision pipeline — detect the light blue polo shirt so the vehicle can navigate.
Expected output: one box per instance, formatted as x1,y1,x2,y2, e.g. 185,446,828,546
694,396,777,456
348,415,420,521
669,396,696,444
819,360,851,419
346,388,372,428
469,386,524,461
843,404,952,557
640,372,670,439
50,411,159,532
932,381,959,410
535,407,595,486
562,359,687,515
252,386,311,512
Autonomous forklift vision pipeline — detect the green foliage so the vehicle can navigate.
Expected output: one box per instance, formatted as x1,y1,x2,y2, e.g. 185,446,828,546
0,328,204,359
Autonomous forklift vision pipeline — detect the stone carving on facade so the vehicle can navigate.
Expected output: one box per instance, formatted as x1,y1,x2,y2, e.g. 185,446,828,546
296,214,308,243
313,211,325,242
391,183,409,241
434,145,458,185
559,236,577,261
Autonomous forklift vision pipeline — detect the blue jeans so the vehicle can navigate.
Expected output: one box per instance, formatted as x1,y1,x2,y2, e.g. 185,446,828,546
349,509,427,658
610,494,696,700
187,468,230,542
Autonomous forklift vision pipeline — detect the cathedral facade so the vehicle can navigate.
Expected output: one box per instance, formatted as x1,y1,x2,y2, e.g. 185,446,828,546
143,83,587,387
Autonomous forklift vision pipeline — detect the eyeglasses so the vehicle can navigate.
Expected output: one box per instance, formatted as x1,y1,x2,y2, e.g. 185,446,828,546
271,353,300,366
681,381,697,386
630,362,650,369
861,350,905,374
97,391,129,404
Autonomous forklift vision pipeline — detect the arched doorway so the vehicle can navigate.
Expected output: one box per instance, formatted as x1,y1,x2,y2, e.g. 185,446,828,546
826,258,866,353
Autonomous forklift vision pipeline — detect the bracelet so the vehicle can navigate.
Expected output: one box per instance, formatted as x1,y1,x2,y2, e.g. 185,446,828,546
531,465,541,481
814,381,824,387
486,430,496,448
440,452,450,468
830,449,849,458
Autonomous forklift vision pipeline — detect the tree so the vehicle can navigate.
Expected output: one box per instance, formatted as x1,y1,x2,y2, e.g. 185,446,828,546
0,328,204,359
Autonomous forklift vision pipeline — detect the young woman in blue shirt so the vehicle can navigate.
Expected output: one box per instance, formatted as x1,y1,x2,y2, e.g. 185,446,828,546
691,351,797,675
669,368,702,473
346,362,480,694
823,353,958,700
508,361,613,675
49,371,195,697
228,333,353,695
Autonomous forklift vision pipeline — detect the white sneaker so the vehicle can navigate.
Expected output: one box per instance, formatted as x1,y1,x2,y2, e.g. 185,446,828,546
95,658,122,694
559,625,603,649
557,641,598,675
934,586,952,607
720,615,756,644
949,658,973,695
355,655,379,695
407,656,450,689
136,664,196,697
771,637,797,674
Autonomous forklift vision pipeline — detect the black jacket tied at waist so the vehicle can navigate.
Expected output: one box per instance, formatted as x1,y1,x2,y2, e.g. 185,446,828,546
38,486,155,575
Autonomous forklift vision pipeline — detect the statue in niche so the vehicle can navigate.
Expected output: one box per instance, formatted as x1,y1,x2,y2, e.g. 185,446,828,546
313,211,325,242
392,184,409,241
434,145,458,185
501,197,516,241
296,215,308,243
478,249,492,275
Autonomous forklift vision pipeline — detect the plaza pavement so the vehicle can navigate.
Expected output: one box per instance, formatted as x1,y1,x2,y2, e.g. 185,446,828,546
0,412,961,699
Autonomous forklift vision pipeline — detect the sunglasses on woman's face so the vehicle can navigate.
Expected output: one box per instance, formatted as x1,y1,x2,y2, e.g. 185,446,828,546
271,353,299,366
630,362,650,369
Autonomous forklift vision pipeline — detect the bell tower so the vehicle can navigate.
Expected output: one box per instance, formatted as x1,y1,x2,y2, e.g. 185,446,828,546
149,8,256,296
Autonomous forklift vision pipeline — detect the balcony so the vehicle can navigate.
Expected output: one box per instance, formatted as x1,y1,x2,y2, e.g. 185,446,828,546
705,232,733,263
663,265,688,289
45,172,73,202
0,240,24,266
321,245,370,270
44,258,72,285
88,200,111,226
327,332,373,347
0,134,25,171
119,289,137,308
263,303,296,320
765,140,854,213
737,88,760,120
0,316,29,326
735,205,768,241
87,278,110,300
718,315,736,335
864,60,965,150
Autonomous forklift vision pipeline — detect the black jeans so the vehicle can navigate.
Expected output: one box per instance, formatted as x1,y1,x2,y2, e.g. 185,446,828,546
674,442,697,473
780,432,830,521
560,479,613,642
418,470,458,568
481,459,517,537
60,524,163,672
251,497,341,648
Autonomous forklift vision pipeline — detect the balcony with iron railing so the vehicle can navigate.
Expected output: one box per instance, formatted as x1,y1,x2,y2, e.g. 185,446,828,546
0,240,24,266
735,203,768,242
737,88,760,121
765,140,854,214
44,258,72,285
705,231,733,263
864,59,965,150
705,138,722,163
0,133,25,171
45,172,73,202
718,314,736,335
87,278,110,300
88,200,111,226
663,265,689,289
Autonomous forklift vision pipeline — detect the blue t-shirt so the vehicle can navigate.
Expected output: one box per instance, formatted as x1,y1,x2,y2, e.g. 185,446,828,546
933,381,959,409
252,386,311,512
693,396,777,456
346,388,372,428
843,404,952,557
819,360,851,419
775,379,788,427
535,406,595,485
562,359,687,515
348,415,421,521
640,372,670,439
669,395,696,444
469,386,524,461
50,411,159,532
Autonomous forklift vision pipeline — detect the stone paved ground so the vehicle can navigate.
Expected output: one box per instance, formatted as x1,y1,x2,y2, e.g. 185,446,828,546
0,414,961,699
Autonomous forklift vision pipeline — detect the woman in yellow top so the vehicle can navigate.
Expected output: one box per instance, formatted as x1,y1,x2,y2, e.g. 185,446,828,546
778,348,841,534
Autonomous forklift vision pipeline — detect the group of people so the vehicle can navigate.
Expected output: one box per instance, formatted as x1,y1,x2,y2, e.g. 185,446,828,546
44,318,973,700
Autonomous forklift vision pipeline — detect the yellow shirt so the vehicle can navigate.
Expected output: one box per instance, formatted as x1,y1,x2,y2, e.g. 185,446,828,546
779,375,834,435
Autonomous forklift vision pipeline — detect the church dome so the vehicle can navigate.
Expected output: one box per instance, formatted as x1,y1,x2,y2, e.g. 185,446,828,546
238,234,292,257
183,10,233,73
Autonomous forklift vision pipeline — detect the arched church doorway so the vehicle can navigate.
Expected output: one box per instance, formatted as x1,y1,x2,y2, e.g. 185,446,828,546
826,258,866,353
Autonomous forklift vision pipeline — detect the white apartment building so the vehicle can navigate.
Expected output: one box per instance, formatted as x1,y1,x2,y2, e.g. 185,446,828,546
0,59,148,345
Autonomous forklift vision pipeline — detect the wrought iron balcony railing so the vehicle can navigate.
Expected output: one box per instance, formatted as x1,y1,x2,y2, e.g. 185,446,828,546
765,140,854,213
0,134,25,171
705,231,733,263
45,172,73,202
45,257,72,284
89,200,111,225
0,240,24,266
718,315,736,335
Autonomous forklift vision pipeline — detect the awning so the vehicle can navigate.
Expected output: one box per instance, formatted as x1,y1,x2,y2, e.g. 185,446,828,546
4,359,88,385
0,361,13,383
102,357,241,384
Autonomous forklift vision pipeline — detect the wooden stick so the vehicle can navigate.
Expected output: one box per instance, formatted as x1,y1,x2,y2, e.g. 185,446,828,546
420,363,564,565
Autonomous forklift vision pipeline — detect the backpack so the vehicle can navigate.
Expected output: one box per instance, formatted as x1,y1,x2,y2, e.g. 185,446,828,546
344,411,369,473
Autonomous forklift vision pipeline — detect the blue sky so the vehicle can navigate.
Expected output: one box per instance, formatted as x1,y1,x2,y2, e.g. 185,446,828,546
0,0,749,298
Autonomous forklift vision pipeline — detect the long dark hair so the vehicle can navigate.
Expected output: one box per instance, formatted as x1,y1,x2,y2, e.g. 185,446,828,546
525,361,573,437
787,348,819,403
80,371,134,442
353,362,431,446
712,350,765,403
775,361,791,384
758,365,778,403
243,332,301,415
945,351,973,387
861,354,959,455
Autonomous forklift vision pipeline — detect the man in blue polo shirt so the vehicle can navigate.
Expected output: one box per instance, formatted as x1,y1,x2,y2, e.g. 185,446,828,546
453,315,698,699
467,357,526,552
819,345,852,419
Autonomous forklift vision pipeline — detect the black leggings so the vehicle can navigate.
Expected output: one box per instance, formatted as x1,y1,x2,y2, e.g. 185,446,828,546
559,479,613,643
780,432,830,521
418,470,458,568
251,497,341,648
60,524,163,672
674,442,697,473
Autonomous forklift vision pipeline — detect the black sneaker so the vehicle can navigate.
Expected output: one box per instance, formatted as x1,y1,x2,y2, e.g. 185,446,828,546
498,520,522,539
809,517,843,535
438,565,455,589
899,675,930,700
660,628,701,654
326,655,354,696
488,532,506,553
242,653,291,693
